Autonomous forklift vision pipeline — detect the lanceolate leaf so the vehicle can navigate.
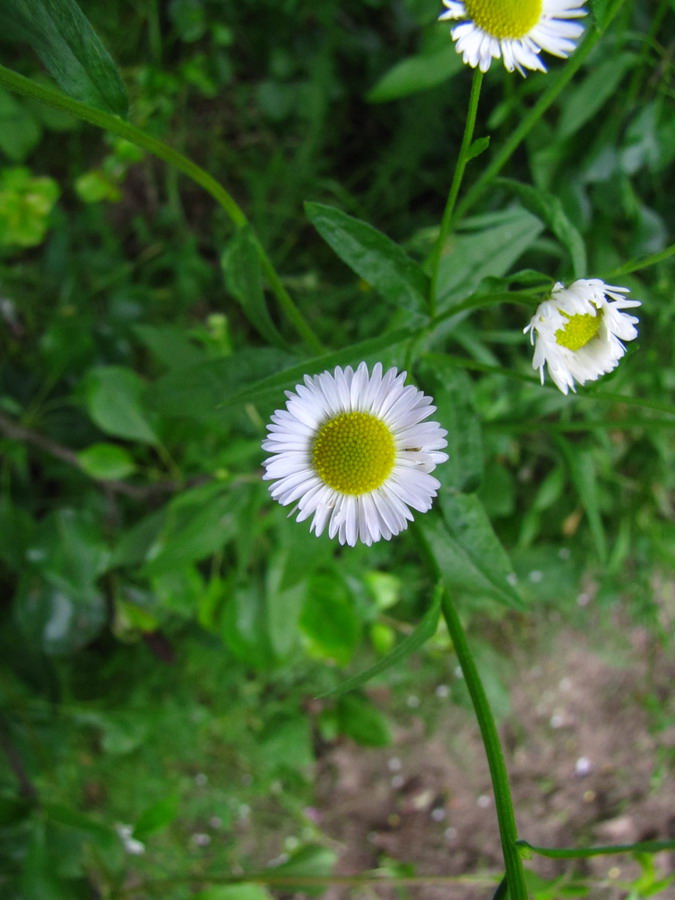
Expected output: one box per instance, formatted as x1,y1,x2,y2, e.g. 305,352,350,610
221,226,288,349
305,201,429,316
0,0,128,117
418,357,484,493
367,43,463,103
437,207,543,309
152,328,416,419
555,438,608,563
497,178,587,278
316,584,442,698
419,502,523,610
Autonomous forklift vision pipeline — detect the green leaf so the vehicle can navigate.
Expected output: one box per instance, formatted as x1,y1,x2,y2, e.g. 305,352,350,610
134,324,205,371
110,508,166,569
221,226,287,348
591,0,617,31
195,888,273,900
0,495,34,572
25,507,109,595
153,328,415,419
0,0,128,117
438,208,543,309
317,583,442,698
556,439,607,563
305,201,429,316
76,443,136,480
419,500,523,610
140,482,247,577
133,796,179,841
496,178,587,278
259,715,314,774
300,572,361,666
15,581,106,654
151,347,298,420
264,549,305,659
222,584,276,670
367,43,463,103
467,135,490,162
558,54,634,140
0,165,60,248
266,844,338,897
84,366,158,444
337,694,391,747
418,358,483,493
0,88,41,160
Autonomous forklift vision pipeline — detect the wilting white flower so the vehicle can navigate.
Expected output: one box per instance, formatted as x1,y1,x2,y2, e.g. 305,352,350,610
439,0,587,75
524,279,641,394
262,362,448,547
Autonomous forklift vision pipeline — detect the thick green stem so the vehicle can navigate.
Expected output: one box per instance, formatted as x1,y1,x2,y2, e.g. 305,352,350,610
0,64,323,354
440,591,529,900
429,68,483,316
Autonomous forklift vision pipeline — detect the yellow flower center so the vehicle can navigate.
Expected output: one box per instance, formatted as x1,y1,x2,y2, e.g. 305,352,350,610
464,0,543,38
311,411,396,495
555,309,602,351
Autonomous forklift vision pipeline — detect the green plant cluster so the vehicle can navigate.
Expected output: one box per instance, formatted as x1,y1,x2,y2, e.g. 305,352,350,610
0,0,674,898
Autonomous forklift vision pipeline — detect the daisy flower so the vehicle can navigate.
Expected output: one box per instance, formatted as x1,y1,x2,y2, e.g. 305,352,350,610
262,362,449,547
439,0,587,75
524,279,641,395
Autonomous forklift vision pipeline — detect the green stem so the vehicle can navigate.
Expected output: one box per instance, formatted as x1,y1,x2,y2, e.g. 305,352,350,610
429,68,484,316
0,64,323,354
453,25,601,224
440,591,529,900
603,241,675,279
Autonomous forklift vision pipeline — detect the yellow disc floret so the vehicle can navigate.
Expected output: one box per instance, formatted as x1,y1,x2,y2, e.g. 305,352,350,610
555,309,602,351
311,411,396,495
464,0,543,38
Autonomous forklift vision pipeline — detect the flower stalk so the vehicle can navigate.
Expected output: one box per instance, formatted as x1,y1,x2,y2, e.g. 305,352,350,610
429,68,484,316
440,589,529,900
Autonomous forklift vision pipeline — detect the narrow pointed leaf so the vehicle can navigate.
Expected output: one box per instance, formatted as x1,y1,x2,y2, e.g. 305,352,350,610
367,43,463,103
316,584,442,698
497,178,587,278
419,503,523,610
305,201,428,316
0,0,128,117
221,226,288,349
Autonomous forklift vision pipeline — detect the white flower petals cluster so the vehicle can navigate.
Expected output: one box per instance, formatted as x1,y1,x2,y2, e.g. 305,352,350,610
439,0,587,75
524,279,641,395
262,362,448,547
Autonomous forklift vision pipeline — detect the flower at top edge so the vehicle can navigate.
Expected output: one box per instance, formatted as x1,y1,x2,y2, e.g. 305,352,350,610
439,0,587,75
261,362,449,547
524,278,641,395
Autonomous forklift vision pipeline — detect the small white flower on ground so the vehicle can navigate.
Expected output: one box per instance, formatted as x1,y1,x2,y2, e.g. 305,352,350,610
262,362,449,547
439,0,587,75
524,279,641,395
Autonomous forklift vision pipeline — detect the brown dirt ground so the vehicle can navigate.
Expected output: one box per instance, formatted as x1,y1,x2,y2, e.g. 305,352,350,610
309,598,675,900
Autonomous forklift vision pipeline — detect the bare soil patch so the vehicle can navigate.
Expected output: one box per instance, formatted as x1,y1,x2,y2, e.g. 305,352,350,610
312,617,675,900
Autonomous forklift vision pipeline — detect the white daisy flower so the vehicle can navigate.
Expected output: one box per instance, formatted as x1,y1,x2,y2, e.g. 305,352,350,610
262,362,449,547
524,279,641,395
439,0,587,75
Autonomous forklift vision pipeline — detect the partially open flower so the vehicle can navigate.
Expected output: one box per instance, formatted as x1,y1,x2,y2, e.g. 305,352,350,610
262,362,448,547
524,279,641,395
439,0,587,75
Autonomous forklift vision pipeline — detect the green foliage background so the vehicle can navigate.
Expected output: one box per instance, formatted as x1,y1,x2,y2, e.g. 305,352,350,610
0,0,673,897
